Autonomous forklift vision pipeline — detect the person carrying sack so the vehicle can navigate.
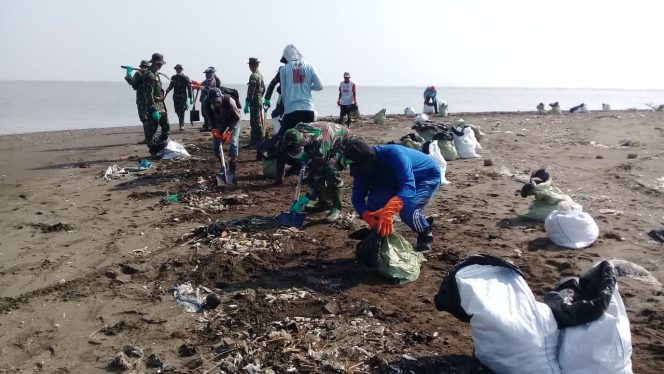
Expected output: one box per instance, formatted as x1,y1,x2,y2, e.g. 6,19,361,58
282,122,352,222
343,138,441,252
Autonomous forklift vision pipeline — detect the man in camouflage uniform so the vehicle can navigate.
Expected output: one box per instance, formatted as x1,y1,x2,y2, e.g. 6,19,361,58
282,122,352,222
124,60,151,143
143,53,169,140
243,58,265,149
165,64,193,130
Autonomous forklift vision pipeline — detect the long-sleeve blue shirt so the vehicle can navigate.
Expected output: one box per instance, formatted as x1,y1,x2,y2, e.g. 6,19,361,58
351,144,441,215
279,59,323,115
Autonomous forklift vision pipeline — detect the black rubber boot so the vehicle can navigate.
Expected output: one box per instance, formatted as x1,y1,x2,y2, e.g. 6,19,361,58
138,122,151,144
415,217,434,253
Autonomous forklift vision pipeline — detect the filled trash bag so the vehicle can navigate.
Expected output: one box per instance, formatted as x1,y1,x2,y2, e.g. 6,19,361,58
439,101,448,117
411,123,439,141
423,103,436,114
545,201,599,249
545,261,632,374
451,123,481,159
426,140,450,184
147,133,169,155
376,232,426,284
399,133,425,151
160,139,191,160
520,169,573,222
374,108,387,124
404,107,417,117
354,229,381,268
432,130,459,161
434,255,561,374
414,113,429,124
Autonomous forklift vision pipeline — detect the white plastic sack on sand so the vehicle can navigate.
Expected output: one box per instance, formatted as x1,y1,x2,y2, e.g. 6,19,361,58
439,101,448,117
558,285,632,374
453,126,481,158
423,104,436,114
544,201,599,249
404,107,417,117
428,140,450,185
160,140,191,160
414,113,429,124
456,265,561,374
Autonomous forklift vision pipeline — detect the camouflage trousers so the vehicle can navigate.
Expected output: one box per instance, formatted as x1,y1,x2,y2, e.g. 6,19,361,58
249,98,265,145
137,101,149,123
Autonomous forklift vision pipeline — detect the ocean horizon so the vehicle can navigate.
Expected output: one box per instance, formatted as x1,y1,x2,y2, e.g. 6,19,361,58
1,80,664,135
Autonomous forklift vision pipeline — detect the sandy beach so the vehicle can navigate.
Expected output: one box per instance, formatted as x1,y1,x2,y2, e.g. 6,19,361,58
0,111,663,373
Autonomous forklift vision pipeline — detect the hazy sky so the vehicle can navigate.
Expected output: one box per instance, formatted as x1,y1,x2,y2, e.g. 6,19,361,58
1,0,663,89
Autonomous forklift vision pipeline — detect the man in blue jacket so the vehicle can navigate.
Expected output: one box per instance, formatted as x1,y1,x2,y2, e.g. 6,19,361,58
274,44,324,185
343,138,441,252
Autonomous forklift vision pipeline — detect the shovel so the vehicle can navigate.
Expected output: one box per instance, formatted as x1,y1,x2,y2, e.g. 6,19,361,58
278,166,307,228
216,141,237,186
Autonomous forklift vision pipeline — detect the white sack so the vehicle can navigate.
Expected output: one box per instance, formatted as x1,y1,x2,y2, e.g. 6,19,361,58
423,104,436,114
404,107,417,117
414,113,429,124
456,265,561,374
558,285,633,374
453,126,481,158
160,140,191,160
544,201,599,249
427,140,450,185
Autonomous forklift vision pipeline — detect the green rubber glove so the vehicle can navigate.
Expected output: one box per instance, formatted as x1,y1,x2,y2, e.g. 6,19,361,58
263,98,271,111
244,99,250,114
152,111,161,121
189,95,194,106
289,195,310,213
125,67,133,77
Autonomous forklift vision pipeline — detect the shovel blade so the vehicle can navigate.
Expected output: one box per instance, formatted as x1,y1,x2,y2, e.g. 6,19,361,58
216,172,228,186
278,211,305,228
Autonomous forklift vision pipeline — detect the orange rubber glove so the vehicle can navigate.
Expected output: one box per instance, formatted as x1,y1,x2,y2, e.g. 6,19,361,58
211,129,224,140
220,129,231,143
362,210,378,229
371,196,404,237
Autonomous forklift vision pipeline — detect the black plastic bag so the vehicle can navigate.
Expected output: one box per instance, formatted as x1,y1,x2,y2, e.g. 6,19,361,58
350,228,381,268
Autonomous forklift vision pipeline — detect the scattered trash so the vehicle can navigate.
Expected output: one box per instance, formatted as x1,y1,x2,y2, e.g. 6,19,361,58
647,229,664,243
31,222,73,233
627,153,638,159
483,159,493,166
598,209,623,215
610,259,662,287
169,282,220,313
101,165,128,181
165,194,179,203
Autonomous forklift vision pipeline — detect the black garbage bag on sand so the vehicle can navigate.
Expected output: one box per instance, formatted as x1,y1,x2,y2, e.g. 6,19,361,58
147,133,169,155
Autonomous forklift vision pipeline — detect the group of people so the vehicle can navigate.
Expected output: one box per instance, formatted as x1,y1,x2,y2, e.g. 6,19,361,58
124,45,440,252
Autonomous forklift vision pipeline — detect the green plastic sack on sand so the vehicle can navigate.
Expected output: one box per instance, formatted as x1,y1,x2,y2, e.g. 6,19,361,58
376,232,426,284
400,138,423,151
522,179,573,221
438,139,459,161
374,108,387,124
262,157,278,179
414,127,438,142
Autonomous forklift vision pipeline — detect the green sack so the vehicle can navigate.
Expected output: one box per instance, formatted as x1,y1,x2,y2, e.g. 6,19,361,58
414,127,438,141
262,157,278,179
400,138,423,151
373,108,387,124
521,179,572,221
438,140,459,161
376,232,426,284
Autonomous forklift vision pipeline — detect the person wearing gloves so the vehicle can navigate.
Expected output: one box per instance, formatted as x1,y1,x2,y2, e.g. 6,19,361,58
423,86,439,114
124,60,151,144
283,122,352,222
343,138,441,252
274,44,324,185
165,64,193,131
142,53,169,140
338,72,357,126
203,88,241,173
243,57,266,149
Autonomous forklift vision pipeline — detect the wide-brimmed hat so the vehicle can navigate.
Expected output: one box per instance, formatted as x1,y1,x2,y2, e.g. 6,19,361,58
139,60,150,68
174,64,183,70
150,53,166,64
248,57,260,65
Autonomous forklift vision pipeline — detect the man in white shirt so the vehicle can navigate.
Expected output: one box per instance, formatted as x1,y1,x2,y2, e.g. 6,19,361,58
337,72,357,126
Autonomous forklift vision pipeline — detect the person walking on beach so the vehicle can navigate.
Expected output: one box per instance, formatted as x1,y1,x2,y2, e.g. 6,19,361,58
124,60,151,144
423,86,439,115
204,88,241,175
338,72,357,126
274,44,324,185
243,58,266,149
165,64,193,131
143,53,170,139
343,138,441,252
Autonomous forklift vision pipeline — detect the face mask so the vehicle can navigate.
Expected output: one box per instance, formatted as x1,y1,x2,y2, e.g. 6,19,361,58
290,151,309,163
